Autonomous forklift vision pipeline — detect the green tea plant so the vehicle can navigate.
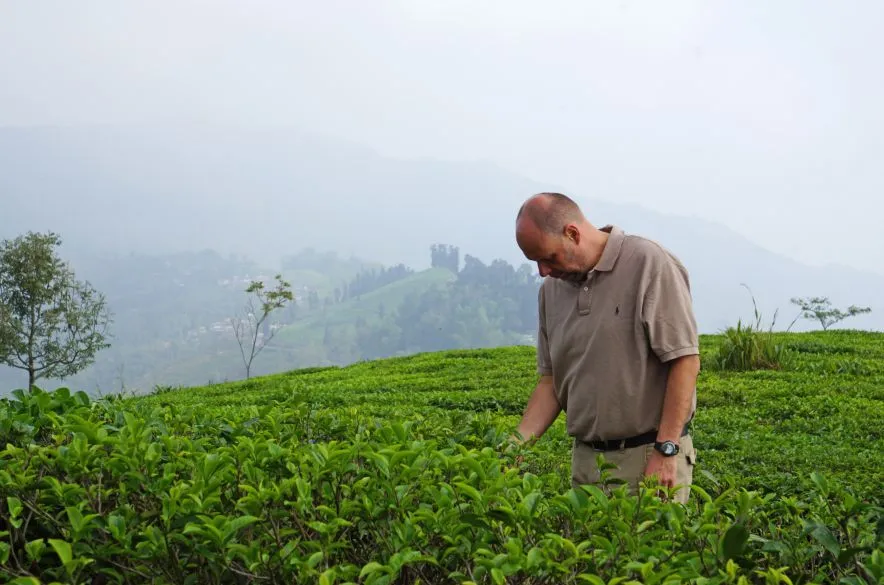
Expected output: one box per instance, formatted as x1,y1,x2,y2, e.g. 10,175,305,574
2,329,884,584
0,383,882,584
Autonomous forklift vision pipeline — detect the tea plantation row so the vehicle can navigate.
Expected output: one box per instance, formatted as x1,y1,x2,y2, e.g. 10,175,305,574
1,330,882,584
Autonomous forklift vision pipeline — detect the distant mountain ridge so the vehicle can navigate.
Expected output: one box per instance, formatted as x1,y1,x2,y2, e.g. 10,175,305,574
1,123,880,333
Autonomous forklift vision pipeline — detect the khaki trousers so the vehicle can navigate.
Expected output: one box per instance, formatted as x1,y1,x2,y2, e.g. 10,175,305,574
571,434,697,503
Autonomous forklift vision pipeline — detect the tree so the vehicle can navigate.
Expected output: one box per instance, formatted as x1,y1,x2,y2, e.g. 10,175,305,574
430,243,459,272
229,274,294,379
790,296,872,330
0,231,112,389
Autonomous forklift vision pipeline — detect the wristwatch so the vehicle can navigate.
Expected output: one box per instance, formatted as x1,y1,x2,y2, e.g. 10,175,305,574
654,440,679,457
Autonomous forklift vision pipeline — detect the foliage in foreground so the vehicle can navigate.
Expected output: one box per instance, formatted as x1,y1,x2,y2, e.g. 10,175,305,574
143,333,884,501
0,387,882,585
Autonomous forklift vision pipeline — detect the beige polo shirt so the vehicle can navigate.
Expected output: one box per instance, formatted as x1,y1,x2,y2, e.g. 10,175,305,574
536,225,699,443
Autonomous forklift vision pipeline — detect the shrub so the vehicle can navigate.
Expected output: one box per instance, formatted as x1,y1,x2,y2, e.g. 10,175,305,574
712,320,794,371
711,285,795,371
799,357,875,376
1,387,882,584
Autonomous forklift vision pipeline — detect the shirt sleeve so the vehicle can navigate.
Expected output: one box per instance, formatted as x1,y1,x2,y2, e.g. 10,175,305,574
642,255,700,362
536,284,553,375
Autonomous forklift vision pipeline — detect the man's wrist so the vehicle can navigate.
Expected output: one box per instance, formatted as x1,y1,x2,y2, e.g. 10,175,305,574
655,427,683,444
653,439,680,457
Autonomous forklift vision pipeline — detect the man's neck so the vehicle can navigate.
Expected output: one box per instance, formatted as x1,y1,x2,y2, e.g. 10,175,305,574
587,230,610,270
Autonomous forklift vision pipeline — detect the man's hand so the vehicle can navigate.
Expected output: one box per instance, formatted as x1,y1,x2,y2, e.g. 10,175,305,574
503,432,531,469
644,450,677,494
506,375,560,472
647,353,698,498
514,375,560,442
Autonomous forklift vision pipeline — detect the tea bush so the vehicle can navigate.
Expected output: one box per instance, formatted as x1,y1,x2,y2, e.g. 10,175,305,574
1,331,883,584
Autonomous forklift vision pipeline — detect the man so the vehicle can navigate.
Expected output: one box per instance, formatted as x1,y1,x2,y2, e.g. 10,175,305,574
512,192,700,503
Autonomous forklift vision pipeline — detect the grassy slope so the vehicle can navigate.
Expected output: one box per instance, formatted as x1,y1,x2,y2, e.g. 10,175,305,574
281,264,381,298
121,268,456,390
273,267,457,345
281,268,335,292
281,252,383,298
141,329,884,502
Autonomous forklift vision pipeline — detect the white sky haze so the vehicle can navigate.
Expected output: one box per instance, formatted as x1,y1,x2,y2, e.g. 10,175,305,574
1,0,881,273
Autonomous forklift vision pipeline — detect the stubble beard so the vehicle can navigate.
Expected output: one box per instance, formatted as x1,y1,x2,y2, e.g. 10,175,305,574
559,249,590,283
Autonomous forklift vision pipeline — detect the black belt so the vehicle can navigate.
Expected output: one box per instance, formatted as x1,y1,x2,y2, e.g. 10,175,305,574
583,423,690,451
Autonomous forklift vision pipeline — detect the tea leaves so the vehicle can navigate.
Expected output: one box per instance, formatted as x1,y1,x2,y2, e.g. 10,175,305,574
0,331,882,583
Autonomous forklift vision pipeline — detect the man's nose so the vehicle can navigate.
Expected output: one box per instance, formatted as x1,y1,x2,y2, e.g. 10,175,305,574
538,263,551,277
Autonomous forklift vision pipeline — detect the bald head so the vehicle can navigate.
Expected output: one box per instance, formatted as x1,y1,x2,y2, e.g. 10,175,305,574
516,192,585,234
515,192,606,281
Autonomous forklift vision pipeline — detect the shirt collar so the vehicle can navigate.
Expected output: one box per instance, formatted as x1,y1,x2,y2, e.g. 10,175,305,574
593,224,625,272
562,225,625,287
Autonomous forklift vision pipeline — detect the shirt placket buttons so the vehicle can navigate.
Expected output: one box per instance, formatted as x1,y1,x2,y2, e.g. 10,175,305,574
578,277,592,316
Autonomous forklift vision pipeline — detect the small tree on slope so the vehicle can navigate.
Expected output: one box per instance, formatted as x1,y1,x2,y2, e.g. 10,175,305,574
230,274,294,379
0,231,112,389
790,296,872,330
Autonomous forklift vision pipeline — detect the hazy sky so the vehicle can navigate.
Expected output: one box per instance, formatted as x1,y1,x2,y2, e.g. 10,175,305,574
1,0,881,273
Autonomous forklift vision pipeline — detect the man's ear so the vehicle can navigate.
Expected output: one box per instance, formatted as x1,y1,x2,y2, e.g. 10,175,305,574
564,224,580,243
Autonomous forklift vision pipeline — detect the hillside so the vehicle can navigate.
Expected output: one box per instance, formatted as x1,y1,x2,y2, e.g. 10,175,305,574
2,330,881,583
58,267,461,391
280,247,384,299
0,247,387,395
142,329,884,501
241,266,462,375
276,267,457,343
2,123,881,334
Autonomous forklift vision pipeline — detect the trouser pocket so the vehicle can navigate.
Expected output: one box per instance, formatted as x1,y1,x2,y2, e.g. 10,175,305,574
571,440,648,494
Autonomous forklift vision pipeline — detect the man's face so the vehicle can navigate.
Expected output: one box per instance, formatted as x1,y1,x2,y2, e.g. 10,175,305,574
517,222,588,282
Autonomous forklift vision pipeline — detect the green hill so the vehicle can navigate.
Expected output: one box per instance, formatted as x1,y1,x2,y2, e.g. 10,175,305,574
77,267,459,391
2,330,882,583
275,266,457,345
280,248,384,298
144,329,884,500
239,266,461,370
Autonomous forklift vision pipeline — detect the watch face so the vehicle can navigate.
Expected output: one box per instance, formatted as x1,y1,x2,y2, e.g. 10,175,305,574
657,441,678,456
